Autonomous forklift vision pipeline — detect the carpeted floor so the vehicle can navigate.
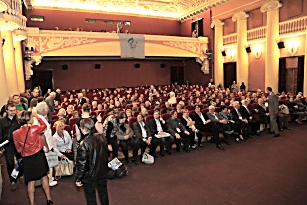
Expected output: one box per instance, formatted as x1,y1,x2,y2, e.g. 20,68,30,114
1,123,307,205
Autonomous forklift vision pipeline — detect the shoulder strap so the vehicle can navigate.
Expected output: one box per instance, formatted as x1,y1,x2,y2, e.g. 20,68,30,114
22,103,26,110
21,127,30,155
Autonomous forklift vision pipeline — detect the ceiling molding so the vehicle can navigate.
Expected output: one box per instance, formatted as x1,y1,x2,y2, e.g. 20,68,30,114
212,0,267,21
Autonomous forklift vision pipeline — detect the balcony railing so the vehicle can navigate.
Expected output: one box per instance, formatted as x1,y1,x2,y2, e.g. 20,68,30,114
247,26,266,41
223,33,237,45
279,16,307,35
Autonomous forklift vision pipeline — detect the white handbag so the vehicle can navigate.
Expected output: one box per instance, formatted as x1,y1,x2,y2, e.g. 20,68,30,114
45,151,58,168
55,157,74,180
142,153,154,164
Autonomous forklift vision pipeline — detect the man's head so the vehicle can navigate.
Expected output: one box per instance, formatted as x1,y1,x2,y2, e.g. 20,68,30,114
153,110,160,119
170,110,177,119
78,93,83,99
176,104,182,110
266,87,273,93
182,109,189,118
12,94,20,105
137,114,144,122
36,102,49,116
208,105,215,114
50,92,56,98
56,88,61,94
165,102,170,108
32,88,40,97
241,99,248,106
194,104,201,113
258,98,263,104
233,101,240,109
6,103,16,118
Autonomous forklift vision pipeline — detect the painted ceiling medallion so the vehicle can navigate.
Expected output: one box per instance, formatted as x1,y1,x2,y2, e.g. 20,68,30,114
31,0,234,19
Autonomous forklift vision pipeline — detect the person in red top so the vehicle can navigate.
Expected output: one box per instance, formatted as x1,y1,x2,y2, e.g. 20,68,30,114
13,110,54,205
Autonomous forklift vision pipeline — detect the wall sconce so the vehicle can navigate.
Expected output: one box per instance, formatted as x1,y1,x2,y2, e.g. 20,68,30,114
286,40,298,56
253,45,262,59
227,49,235,61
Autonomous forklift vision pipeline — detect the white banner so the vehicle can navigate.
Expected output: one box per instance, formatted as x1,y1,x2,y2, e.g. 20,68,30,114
119,34,145,59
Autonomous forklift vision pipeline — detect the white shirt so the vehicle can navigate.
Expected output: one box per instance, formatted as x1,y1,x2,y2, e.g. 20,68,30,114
38,114,53,149
53,130,72,157
155,119,163,132
199,113,206,124
139,122,148,141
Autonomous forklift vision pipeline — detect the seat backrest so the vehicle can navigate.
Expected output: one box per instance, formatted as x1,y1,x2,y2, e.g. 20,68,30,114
69,117,79,129
147,109,154,115
133,111,140,117
145,115,154,122
128,117,137,129
161,113,170,121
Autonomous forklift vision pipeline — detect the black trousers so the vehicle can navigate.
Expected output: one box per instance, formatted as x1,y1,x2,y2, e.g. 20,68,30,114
174,132,189,150
4,142,22,183
151,136,174,153
189,131,203,146
233,120,248,135
247,118,260,134
197,122,221,144
138,138,159,158
109,137,118,158
119,138,139,161
83,175,109,205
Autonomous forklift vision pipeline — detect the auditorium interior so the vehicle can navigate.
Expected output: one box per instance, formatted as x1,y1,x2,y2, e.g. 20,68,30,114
0,0,307,204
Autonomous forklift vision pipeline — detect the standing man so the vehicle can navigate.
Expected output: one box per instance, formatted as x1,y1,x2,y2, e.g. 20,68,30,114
75,118,109,205
0,103,21,190
36,102,58,186
266,87,280,137
45,92,56,123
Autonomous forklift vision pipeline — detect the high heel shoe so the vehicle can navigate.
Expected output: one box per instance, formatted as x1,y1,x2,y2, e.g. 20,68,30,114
47,200,54,205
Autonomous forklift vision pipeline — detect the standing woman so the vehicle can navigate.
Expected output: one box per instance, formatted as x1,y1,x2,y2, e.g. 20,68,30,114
13,110,53,205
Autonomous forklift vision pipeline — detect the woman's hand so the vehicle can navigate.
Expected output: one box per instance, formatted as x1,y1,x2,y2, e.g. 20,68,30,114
108,144,113,151
60,155,66,159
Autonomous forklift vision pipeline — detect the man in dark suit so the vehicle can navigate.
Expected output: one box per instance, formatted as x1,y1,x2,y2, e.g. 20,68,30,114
191,104,225,150
77,93,87,106
133,114,159,159
240,100,260,135
149,110,173,156
206,105,231,145
230,101,249,141
166,111,190,153
254,98,270,124
266,87,279,137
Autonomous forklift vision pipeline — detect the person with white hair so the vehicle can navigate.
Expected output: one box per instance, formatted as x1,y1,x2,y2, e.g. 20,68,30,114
240,99,260,135
77,93,86,106
168,91,177,105
45,92,56,123
230,101,249,141
35,102,58,187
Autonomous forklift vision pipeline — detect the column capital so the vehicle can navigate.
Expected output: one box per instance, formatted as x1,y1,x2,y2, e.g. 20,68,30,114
260,0,282,13
211,20,224,28
232,11,249,22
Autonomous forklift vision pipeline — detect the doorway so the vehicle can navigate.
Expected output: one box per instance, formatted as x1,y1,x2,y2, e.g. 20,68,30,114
279,56,304,94
191,18,203,37
32,70,53,95
223,62,237,89
170,66,184,85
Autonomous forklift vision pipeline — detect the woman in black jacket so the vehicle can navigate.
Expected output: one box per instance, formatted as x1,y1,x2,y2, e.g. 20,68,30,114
75,118,109,205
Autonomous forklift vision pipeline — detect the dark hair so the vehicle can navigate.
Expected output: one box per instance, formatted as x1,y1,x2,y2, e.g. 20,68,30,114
6,103,16,110
12,94,19,98
18,111,32,126
169,110,176,116
37,96,44,103
116,112,127,120
82,103,91,112
194,104,201,110
80,118,94,133
29,98,38,108
266,87,272,92
220,105,227,110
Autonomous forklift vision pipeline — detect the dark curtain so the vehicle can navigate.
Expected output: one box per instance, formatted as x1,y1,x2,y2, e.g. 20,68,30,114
278,58,287,93
297,56,305,93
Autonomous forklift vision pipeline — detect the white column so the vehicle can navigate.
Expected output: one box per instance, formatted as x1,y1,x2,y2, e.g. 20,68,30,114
232,11,249,90
261,0,282,92
14,40,25,93
211,20,224,86
2,30,19,95
304,28,307,96
0,31,9,107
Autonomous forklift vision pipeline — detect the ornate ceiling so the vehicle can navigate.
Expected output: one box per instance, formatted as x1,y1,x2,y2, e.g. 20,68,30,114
25,0,234,20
